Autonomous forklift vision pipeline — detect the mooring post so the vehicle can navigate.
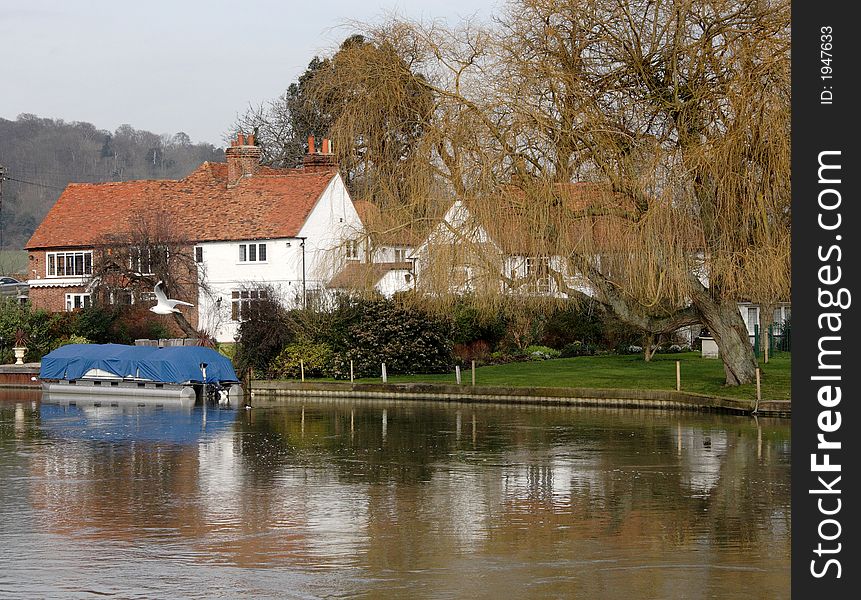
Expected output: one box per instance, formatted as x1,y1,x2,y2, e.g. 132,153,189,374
300,360,305,382
381,362,387,383
471,360,476,386
244,367,253,403
350,360,354,383
455,365,461,385
676,361,681,391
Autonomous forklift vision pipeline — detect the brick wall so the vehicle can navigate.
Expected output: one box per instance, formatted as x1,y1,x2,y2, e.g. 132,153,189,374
26,249,201,336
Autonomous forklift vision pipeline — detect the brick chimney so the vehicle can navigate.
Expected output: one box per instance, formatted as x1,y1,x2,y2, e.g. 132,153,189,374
303,135,337,172
226,132,262,186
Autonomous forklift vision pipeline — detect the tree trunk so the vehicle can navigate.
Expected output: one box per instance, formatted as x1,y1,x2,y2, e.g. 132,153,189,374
692,293,757,386
643,333,660,362
172,312,199,338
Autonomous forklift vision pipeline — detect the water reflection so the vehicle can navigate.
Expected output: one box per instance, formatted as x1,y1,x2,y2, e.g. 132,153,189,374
0,396,790,599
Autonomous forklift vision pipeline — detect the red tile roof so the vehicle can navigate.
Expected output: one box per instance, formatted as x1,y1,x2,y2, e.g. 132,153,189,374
463,182,638,255
26,162,339,249
352,200,423,247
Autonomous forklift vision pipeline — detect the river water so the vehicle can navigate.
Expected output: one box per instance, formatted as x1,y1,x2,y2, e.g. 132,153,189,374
0,391,790,599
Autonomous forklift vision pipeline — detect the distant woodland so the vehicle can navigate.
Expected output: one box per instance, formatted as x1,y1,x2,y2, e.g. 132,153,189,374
0,114,224,250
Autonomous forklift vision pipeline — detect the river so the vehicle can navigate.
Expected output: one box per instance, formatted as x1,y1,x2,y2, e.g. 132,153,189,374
0,392,790,599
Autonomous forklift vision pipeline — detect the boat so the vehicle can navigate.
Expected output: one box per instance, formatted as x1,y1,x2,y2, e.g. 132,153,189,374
39,343,243,407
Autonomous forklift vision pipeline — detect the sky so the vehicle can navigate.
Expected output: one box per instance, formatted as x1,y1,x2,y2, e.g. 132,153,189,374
0,0,499,146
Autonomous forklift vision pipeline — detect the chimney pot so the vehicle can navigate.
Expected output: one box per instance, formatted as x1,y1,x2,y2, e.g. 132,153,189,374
322,138,330,154
226,132,262,186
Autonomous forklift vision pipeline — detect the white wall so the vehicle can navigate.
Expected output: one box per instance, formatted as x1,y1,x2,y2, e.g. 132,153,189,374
376,268,414,297
372,244,414,263
198,173,366,342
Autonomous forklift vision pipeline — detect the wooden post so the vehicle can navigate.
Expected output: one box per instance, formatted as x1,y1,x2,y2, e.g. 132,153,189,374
676,361,681,391
350,360,354,383
764,327,769,363
471,360,476,386
381,362,387,383
455,365,461,385
300,360,305,382
754,368,762,414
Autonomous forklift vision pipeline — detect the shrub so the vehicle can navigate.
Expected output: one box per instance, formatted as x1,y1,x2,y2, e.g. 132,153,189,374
75,305,118,343
541,302,604,349
54,334,91,348
270,341,333,379
500,308,547,351
451,301,507,348
524,345,561,360
234,296,295,377
560,341,596,358
327,296,452,378
453,340,491,365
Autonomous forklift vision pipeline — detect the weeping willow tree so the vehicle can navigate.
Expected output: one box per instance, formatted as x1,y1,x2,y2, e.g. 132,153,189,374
310,0,790,386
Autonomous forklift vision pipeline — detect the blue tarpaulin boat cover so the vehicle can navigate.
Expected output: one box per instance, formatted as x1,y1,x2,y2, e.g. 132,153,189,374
40,344,239,384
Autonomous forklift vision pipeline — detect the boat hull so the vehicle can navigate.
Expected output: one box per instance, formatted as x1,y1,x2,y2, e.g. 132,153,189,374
42,379,197,407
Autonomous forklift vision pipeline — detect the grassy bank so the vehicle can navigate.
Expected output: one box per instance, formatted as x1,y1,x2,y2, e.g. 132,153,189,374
348,352,791,402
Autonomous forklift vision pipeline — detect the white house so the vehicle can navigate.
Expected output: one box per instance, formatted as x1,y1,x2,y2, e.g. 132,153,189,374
408,190,789,348
410,197,592,298
26,135,366,342
326,199,420,298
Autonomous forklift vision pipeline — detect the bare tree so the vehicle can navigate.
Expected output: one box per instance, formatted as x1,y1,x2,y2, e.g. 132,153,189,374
90,211,205,337
310,0,790,385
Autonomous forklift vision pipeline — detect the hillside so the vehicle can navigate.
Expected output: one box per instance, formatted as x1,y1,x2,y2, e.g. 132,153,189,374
0,114,225,250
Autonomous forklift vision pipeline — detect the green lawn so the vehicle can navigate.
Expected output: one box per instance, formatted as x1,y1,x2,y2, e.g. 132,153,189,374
351,352,791,402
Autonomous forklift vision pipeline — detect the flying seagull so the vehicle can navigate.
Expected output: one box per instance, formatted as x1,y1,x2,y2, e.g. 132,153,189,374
150,281,194,315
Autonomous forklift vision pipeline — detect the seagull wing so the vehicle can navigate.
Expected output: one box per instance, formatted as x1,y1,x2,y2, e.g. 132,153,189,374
153,281,169,304
169,300,195,308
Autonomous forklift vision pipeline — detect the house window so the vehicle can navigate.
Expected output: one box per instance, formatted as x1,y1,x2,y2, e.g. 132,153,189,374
47,251,93,277
239,243,267,263
393,248,406,262
129,246,167,275
345,240,359,260
526,256,552,294
231,288,269,321
745,306,759,335
109,291,134,306
194,247,203,263
65,293,91,311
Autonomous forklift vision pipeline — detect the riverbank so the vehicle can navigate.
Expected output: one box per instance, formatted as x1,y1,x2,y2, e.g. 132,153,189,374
350,353,791,402
250,380,790,417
